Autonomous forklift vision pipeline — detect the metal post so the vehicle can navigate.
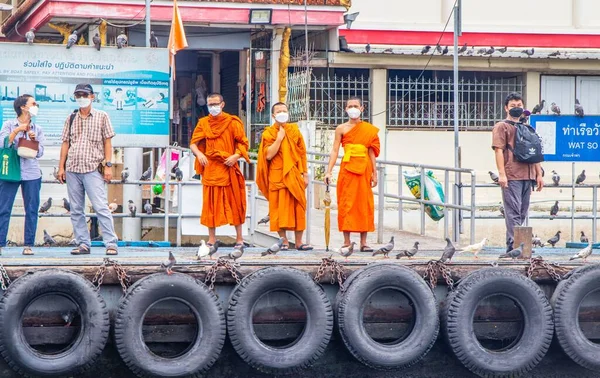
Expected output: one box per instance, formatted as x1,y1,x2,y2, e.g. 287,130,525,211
176,181,182,247
470,172,476,245
398,165,403,230
452,0,461,243
419,169,426,236
444,170,449,239
592,186,597,243
377,165,385,243
145,0,151,46
306,164,313,245
249,183,258,243
246,48,252,139
164,146,171,242
303,0,310,122
571,162,575,242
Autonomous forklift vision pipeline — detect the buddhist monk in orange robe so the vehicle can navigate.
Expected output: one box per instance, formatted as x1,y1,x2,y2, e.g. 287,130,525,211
257,102,312,250
190,93,250,247
325,97,380,252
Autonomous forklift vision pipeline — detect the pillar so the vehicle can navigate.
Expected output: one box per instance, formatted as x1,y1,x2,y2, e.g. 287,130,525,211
525,71,541,109
370,68,388,160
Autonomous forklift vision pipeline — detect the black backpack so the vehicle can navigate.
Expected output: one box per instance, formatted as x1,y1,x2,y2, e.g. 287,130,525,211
505,120,544,164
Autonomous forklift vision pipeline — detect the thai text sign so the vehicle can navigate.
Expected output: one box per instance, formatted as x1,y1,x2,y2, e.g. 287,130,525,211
530,115,600,162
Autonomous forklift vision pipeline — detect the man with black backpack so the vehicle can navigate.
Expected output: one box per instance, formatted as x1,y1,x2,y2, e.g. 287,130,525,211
492,92,544,253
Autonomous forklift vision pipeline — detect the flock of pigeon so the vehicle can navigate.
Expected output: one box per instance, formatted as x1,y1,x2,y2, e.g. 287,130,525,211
527,99,585,117
362,43,560,58
20,27,159,49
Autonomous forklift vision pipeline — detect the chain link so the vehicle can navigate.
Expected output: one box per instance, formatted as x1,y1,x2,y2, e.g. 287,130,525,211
313,257,347,291
527,256,563,282
423,260,455,291
0,263,11,290
204,258,242,291
91,258,131,293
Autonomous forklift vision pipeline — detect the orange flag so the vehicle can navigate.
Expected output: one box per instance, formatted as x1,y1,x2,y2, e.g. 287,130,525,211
167,0,188,79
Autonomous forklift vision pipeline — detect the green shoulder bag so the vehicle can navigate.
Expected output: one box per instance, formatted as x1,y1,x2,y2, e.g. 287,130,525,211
0,136,21,182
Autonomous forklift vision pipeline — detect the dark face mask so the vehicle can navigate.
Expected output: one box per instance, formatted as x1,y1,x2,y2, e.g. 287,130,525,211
509,107,524,118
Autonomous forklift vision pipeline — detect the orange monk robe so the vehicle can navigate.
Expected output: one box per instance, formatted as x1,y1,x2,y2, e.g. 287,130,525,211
337,121,381,232
190,112,250,228
257,123,308,232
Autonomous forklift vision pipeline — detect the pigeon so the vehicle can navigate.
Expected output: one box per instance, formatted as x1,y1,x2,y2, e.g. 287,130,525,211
458,237,488,258
208,240,221,259
521,48,534,56
499,242,524,260
489,171,499,184
144,200,152,215
551,170,560,186
499,202,505,218
116,31,128,48
128,200,136,217
435,44,442,53
62,198,70,213
532,235,544,248
547,50,561,57
421,45,431,54
108,199,118,213
382,48,393,53
497,46,507,53
25,28,35,45
52,167,59,181
160,251,176,275
258,214,270,225
121,167,129,183
580,231,589,243
550,102,561,115
365,43,371,53
441,46,449,55
547,231,561,247
261,237,285,257
338,242,356,261
457,43,467,54
575,99,584,117
477,47,487,54
532,100,545,114
140,166,152,181
439,237,456,263
373,236,394,258
465,46,475,56
62,310,77,327
93,33,101,51
576,170,586,185
570,241,593,263
197,240,210,260
66,30,77,49
39,197,52,213
149,31,158,48
43,230,56,246
550,201,559,219
396,241,419,259
485,46,495,55
224,244,245,261
174,167,183,181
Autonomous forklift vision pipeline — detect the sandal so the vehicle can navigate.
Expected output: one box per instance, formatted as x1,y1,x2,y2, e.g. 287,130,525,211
106,247,118,255
281,244,289,251
22,247,34,255
360,245,374,252
297,244,314,251
71,245,90,255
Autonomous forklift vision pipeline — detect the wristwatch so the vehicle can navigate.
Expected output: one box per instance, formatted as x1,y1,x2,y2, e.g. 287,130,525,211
104,161,113,167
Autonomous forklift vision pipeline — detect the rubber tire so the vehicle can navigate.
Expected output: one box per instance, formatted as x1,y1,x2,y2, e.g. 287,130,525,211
445,267,553,378
114,273,226,378
227,267,333,375
551,263,600,372
337,264,439,370
0,269,110,377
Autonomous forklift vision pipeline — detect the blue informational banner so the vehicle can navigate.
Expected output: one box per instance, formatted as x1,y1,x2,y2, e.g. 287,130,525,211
530,115,600,162
0,43,170,147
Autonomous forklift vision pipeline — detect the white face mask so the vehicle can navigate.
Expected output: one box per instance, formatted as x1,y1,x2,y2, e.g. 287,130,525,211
76,98,92,108
208,105,222,117
27,106,39,117
274,112,289,124
347,108,361,119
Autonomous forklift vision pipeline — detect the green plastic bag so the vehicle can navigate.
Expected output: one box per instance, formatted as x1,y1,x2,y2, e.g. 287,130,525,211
403,170,445,221
0,137,21,182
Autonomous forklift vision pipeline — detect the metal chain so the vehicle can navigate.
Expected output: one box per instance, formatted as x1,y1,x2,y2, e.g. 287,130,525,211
313,257,347,290
0,263,11,290
91,258,131,293
527,256,563,282
204,258,242,291
423,260,455,291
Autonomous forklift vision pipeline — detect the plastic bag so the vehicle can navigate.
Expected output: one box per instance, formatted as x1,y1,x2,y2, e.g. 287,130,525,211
155,148,181,182
402,170,445,221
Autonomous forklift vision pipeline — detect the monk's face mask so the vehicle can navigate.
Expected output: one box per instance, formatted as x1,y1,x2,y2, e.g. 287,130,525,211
208,103,223,116
347,108,361,119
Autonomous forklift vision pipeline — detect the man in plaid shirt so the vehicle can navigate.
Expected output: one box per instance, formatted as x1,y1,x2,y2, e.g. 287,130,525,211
57,83,119,255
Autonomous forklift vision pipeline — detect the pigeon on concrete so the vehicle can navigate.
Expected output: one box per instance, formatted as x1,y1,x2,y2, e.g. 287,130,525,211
532,235,544,248
457,43,467,54
489,171,499,184
208,240,221,259
570,241,593,263
497,46,507,53
338,242,356,261
140,166,152,181
477,47,487,54
551,170,560,186
548,50,561,57
258,214,270,225
93,33,101,51
121,167,129,183
197,240,210,260
498,242,523,260
25,28,35,45
435,44,442,53
547,231,561,247
485,46,495,55
521,48,534,56
116,31,128,48
396,241,419,259
160,251,176,275
63,198,70,213
174,167,183,181
532,100,545,114
261,237,284,257
499,202,505,218
149,31,158,48
580,231,589,243
421,45,431,54
365,43,371,53
373,236,394,258
439,238,456,263
128,200,136,217
465,46,475,56
52,166,59,181
550,201,559,219
108,199,118,213
39,197,52,213
144,200,152,215
576,170,586,185
550,102,561,115
43,230,56,246
458,237,488,258
224,244,245,261
66,30,77,49
575,99,585,117
441,46,449,55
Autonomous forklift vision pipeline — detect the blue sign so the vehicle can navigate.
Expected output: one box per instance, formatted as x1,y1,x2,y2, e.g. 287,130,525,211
530,115,600,162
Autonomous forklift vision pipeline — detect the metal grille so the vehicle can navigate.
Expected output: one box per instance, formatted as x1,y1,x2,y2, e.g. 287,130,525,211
288,68,312,123
387,74,524,129
310,73,371,126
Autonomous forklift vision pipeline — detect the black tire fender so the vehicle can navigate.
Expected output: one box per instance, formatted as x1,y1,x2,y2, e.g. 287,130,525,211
114,273,226,378
0,269,110,376
337,264,439,370
445,267,553,377
227,267,333,375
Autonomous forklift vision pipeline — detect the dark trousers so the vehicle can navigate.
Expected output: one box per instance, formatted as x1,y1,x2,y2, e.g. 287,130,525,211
0,178,42,247
501,180,532,251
